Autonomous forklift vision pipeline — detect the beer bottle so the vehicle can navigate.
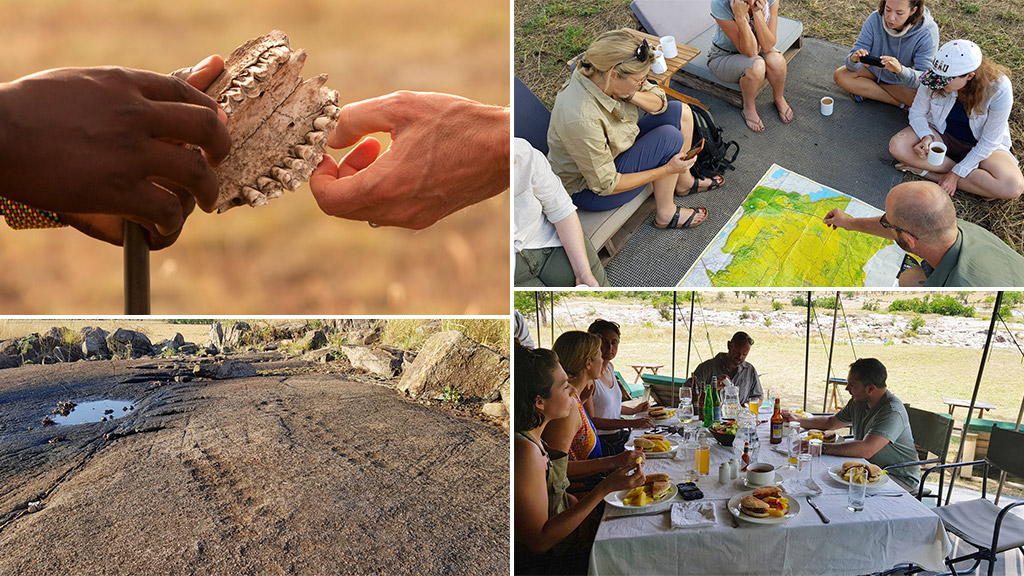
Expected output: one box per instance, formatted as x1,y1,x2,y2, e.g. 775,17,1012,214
770,398,784,444
702,383,714,427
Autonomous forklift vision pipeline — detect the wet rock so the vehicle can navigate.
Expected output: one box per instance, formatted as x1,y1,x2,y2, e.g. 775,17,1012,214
48,437,64,444
106,329,153,358
104,409,114,415
26,501,43,514
54,401,76,416
301,330,327,351
80,327,111,360
0,354,20,370
41,416,55,427
398,332,509,402
339,345,405,378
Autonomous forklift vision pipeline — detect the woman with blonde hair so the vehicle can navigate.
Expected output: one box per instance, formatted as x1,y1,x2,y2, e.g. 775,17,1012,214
833,0,938,108
890,40,1023,200
547,28,719,231
543,331,645,486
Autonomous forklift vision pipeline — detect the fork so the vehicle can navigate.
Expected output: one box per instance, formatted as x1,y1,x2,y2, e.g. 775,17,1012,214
866,493,905,498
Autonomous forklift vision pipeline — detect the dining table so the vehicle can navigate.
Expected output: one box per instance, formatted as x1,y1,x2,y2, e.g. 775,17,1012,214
588,408,953,575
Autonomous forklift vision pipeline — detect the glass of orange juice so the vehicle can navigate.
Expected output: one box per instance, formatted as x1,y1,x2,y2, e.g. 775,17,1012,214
695,445,710,475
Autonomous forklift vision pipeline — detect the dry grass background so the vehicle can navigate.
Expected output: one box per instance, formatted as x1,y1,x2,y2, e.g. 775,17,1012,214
0,0,509,314
514,0,1024,253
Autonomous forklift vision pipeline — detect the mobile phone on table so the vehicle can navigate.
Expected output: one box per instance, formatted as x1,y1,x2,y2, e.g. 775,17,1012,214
860,54,884,67
684,138,705,160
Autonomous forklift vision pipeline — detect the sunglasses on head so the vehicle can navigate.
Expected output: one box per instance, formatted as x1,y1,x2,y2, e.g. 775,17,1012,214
617,39,652,67
880,213,919,241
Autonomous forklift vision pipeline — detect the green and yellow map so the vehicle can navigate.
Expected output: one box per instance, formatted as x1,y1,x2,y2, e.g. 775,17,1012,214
679,165,905,287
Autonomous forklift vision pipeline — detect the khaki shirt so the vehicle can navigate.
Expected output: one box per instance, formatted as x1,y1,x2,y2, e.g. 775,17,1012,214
547,68,668,196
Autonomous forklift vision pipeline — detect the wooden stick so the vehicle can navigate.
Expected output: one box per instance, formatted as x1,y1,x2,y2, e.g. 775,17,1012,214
123,221,150,315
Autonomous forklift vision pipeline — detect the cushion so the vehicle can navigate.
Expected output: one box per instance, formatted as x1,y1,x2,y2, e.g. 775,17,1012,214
935,499,1024,553
630,0,717,44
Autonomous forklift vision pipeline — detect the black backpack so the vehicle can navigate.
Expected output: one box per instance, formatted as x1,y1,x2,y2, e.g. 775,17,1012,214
688,103,739,181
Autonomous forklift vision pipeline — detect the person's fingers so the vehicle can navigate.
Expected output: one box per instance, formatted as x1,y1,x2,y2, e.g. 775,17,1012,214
172,55,224,92
327,93,408,149
126,180,188,232
337,138,383,177
142,140,221,213
134,69,223,116
309,154,340,197
146,101,231,165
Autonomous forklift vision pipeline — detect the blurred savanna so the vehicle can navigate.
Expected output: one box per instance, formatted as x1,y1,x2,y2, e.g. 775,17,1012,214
0,0,509,314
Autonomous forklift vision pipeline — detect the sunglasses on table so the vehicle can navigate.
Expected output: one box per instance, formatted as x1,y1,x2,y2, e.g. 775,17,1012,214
879,214,919,241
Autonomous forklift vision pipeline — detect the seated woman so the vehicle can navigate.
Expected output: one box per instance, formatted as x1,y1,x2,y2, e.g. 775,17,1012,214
514,138,607,287
889,40,1024,200
514,344,644,575
709,0,793,132
543,331,646,486
547,28,715,231
833,0,938,108
584,319,654,456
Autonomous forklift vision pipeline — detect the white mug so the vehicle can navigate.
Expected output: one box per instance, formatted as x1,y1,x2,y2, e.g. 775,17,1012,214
651,51,668,75
660,36,678,59
821,96,834,116
928,141,948,166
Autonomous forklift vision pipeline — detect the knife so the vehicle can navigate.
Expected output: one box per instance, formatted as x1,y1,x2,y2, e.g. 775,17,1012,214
806,496,830,524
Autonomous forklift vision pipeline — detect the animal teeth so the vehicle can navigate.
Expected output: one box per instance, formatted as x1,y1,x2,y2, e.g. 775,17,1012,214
305,130,327,147
241,186,267,207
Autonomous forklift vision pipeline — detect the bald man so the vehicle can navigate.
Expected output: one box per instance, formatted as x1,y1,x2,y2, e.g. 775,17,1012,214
823,181,1024,287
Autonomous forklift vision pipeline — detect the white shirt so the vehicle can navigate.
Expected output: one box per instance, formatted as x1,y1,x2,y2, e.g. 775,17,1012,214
514,138,577,253
591,363,624,435
908,75,1015,178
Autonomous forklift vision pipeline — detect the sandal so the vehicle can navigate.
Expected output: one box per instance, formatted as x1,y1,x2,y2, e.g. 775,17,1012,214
677,174,725,196
775,102,794,124
654,206,708,229
894,162,928,178
741,110,765,132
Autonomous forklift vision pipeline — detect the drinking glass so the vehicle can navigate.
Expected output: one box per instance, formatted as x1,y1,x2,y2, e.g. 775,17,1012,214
678,399,694,423
847,468,867,511
798,453,813,477
695,444,710,476
748,397,762,416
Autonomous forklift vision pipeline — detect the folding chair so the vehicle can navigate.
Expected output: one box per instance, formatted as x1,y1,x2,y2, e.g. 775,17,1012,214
884,406,955,500
918,425,1024,576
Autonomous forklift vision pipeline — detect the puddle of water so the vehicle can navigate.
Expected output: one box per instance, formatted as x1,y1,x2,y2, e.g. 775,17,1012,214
48,400,134,426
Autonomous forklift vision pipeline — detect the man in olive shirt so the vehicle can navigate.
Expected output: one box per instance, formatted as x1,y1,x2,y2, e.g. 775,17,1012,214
783,358,920,490
823,181,1024,287
692,331,763,407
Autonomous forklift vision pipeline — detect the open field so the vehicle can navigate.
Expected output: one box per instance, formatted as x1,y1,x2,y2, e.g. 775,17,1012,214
0,0,509,314
514,0,1024,252
518,291,1024,423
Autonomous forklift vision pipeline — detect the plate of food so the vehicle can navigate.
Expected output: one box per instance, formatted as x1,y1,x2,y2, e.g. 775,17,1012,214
625,434,678,458
727,486,800,524
647,407,677,421
827,461,889,489
804,430,841,443
604,473,678,511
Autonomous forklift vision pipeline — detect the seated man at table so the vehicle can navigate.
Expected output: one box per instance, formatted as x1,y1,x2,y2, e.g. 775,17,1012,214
691,331,763,407
783,358,920,490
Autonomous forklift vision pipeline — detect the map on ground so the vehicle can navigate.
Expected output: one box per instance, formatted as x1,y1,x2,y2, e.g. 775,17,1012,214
679,165,904,287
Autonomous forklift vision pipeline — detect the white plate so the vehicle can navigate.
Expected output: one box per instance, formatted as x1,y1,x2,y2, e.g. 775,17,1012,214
604,483,679,512
734,472,784,489
646,409,678,423
625,438,679,458
727,490,801,524
827,464,890,490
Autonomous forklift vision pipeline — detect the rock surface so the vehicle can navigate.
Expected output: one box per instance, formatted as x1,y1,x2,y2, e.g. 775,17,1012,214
106,329,153,358
398,332,509,402
339,345,405,378
80,327,111,360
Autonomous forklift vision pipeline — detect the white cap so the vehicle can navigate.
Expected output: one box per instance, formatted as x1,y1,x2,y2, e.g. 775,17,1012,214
930,39,982,77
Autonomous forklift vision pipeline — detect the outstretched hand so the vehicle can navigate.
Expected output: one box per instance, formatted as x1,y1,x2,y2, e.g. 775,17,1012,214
822,208,851,231
0,56,230,247
309,91,510,230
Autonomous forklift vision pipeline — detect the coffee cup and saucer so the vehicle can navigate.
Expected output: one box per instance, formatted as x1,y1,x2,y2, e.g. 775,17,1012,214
735,463,784,489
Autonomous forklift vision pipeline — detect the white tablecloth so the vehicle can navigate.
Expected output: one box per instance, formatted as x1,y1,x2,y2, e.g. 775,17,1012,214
589,424,952,576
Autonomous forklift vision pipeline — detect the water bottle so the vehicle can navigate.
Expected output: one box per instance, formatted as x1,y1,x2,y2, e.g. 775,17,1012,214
722,378,740,421
710,376,721,422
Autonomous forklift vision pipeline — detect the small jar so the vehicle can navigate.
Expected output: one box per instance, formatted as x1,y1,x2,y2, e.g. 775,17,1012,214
727,458,738,479
718,462,731,484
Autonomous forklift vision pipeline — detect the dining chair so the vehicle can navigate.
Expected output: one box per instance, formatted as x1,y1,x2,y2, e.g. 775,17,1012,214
916,425,1024,576
884,406,956,501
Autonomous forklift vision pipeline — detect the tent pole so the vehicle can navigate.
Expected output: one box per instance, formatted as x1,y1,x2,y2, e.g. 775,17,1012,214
804,291,811,411
945,291,1003,506
823,292,840,413
995,387,1024,504
550,291,555,346
672,291,677,407
686,291,695,379
534,292,541,348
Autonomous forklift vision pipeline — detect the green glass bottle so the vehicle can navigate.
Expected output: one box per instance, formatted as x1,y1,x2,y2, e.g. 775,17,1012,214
702,383,714,427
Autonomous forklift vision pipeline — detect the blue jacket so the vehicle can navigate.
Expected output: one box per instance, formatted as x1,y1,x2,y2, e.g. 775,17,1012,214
845,7,938,89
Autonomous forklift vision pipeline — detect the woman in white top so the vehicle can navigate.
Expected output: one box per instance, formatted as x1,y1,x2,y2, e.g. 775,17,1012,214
583,319,654,456
889,39,1023,200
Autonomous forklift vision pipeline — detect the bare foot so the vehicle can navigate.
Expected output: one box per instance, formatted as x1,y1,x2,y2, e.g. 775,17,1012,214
775,100,794,123
741,109,764,132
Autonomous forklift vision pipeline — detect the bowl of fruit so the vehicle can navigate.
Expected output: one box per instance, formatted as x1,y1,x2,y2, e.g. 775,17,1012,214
709,421,739,446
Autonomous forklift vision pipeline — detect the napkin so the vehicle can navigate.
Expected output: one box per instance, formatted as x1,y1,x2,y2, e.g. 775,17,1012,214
781,477,822,496
670,501,717,528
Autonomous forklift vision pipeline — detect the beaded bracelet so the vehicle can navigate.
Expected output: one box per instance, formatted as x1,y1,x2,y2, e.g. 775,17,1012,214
0,197,66,230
